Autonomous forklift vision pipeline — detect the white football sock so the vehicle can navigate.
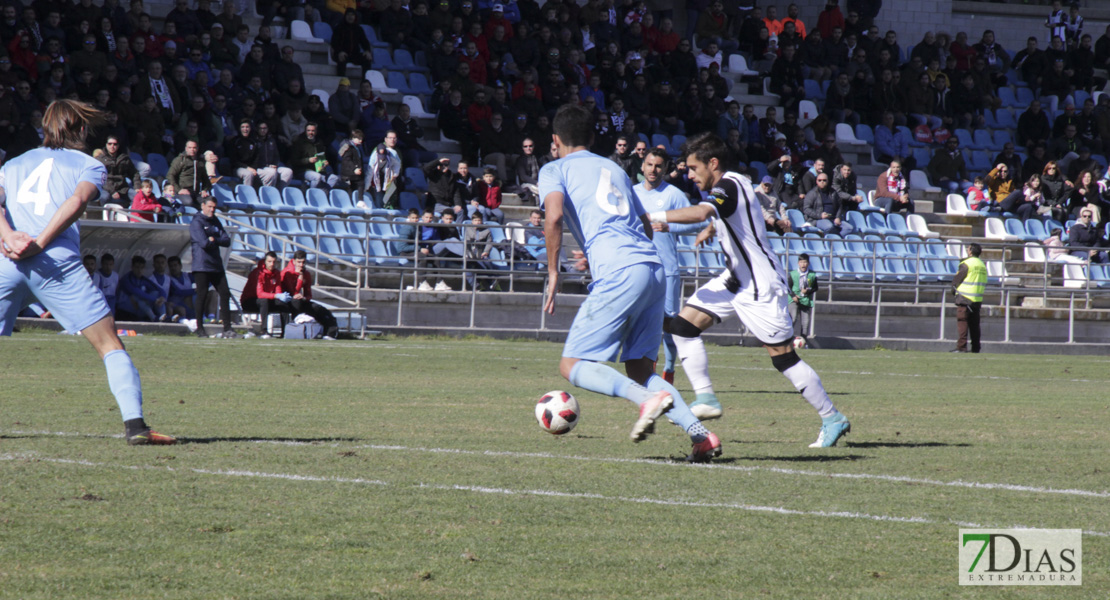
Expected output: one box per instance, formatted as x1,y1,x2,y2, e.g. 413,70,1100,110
782,360,837,418
673,334,715,395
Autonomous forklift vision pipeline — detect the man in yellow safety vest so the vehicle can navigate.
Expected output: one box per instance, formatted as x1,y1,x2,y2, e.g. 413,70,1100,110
951,243,986,353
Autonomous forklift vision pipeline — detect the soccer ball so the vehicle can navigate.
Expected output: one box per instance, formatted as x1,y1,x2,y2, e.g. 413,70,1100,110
793,336,806,349
535,390,580,435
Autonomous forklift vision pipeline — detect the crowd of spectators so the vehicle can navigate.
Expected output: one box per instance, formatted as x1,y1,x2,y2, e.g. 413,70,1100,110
3,0,1110,265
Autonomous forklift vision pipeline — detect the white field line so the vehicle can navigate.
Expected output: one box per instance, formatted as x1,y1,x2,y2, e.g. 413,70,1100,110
3,452,1106,537
4,429,1110,501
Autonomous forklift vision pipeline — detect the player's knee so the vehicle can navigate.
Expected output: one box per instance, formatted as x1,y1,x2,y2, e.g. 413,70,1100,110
771,350,801,373
670,315,703,339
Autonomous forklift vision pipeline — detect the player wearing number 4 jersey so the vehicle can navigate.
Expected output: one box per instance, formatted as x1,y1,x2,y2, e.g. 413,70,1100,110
0,100,176,446
649,132,851,448
540,104,720,462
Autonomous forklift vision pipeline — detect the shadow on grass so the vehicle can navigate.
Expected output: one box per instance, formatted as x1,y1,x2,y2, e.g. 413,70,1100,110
738,454,872,462
179,437,363,445
845,441,971,448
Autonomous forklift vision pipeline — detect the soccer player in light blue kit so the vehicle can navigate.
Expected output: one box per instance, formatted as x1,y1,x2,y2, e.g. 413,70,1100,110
0,100,176,445
540,104,721,462
634,148,705,385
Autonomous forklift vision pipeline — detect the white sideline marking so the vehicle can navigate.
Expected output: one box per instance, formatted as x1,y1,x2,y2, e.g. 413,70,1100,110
4,429,1110,500
3,452,1105,537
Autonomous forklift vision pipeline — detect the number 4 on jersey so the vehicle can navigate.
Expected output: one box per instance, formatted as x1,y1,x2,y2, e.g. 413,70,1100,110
16,158,55,216
594,167,629,216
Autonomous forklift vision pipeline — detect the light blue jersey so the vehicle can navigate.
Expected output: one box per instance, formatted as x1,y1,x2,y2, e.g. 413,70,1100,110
1,147,111,335
633,180,700,277
1,148,106,258
538,151,658,281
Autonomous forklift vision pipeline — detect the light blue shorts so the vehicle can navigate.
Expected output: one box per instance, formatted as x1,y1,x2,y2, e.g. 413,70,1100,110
0,249,112,336
562,262,665,363
663,271,682,317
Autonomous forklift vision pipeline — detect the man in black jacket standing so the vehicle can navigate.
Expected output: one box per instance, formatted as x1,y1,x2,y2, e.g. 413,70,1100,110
424,157,462,216
190,197,237,338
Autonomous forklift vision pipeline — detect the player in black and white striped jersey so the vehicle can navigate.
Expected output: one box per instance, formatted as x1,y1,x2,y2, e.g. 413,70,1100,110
647,132,852,449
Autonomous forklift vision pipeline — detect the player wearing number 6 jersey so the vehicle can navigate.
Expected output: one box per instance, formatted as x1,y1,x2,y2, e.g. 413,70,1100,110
648,132,851,448
0,100,176,446
540,104,721,462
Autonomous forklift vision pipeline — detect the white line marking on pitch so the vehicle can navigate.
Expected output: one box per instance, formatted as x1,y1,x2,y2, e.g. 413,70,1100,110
4,429,1110,500
3,452,1105,537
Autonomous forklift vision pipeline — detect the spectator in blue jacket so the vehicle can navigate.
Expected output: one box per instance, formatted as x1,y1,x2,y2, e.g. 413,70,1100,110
117,256,166,322
874,110,917,172
189,197,236,338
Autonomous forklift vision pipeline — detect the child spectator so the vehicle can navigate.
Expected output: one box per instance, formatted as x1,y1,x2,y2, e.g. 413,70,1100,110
93,254,120,313
967,176,998,212
280,250,339,339
463,211,496,290
396,209,419,258
471,167,505,223
117,255,166,322
129,179,164,222
1044,228,1070,262
241,251,292,338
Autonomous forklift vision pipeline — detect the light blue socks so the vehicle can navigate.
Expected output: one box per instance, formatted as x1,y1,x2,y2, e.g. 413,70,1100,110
569,361,653,405
662,332,677,372
104,349,143,421
645,374,706,442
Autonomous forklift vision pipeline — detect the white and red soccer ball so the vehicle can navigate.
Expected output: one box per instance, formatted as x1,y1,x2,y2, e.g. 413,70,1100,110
535,390,580,435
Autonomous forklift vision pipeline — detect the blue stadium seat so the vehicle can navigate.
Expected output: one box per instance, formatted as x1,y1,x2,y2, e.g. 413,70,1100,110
768,233,785,255
1025,219,1048,240
924,239,950,258
749,160,768,181
912,147,931,169
387,71,415,95
802,232,828,255
976,129,1001,151
372,48,396,69
864,212,898,236
313,21,332,42
408,72,434,96
855,124,874,144
998,88,1017,108
327,189,358,217
361,24,390,48
146,153,169,177
783,232,806,256
886,212,911,237
786,209,819,234
393,48,429,73
1016,87,1034,106
306,188,344,216
1005,218,1039,241
967,150,991,172
847,256,874,279
995,109,1016,129
399,191,421,212
804,79,825,101
319,215,357,239
405,167,428,190
281,187,311,214
956,128,981,150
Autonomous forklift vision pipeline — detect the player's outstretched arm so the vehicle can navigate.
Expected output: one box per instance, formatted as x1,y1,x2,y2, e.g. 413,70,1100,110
543,191,565,315
12,181,99,260
649,203,717,225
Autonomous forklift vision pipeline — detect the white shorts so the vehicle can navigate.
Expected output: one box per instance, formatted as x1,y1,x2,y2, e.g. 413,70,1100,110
685,272,794,346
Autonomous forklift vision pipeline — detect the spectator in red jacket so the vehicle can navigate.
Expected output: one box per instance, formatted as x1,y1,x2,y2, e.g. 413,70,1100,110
815,0,845,40
129,179,165,222
469,166,505,223
280,250,339,339
241,251,292,338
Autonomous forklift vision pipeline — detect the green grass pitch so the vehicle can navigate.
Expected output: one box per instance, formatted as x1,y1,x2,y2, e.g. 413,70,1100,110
1,332,1107,599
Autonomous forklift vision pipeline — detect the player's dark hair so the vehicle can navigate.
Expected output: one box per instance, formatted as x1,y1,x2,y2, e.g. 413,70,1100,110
645,147,669,163
42,99,104,150
407,208,419,216
153,254,166,261
84,254,96,262
131,255,146,265
293,250,307,259
682,132,728,166
265,251,278,260
102,253,115,263
168,256,182,265
552,104,594,148
968,243,982,257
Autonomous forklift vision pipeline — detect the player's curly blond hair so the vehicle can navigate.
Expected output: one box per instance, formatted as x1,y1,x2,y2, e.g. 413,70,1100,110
42,99,105,151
